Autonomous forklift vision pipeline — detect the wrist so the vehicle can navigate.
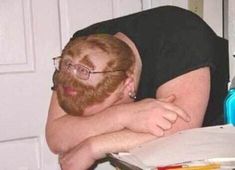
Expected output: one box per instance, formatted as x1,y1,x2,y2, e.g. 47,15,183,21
85,137,106,160
115,103,131,129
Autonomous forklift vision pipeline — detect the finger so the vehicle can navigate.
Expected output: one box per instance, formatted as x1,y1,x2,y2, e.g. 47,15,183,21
158,95,176,103
162,112,178,123
155,115,173,130
161,103,191,122
148,123,165,136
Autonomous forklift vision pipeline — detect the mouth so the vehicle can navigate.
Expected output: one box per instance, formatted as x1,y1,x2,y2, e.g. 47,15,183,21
62,85,78,96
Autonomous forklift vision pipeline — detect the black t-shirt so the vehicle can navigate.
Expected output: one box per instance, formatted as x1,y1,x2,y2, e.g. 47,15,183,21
70,6,229,126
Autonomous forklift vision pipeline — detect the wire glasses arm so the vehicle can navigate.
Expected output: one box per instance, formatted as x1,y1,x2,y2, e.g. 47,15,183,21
90,70,126,74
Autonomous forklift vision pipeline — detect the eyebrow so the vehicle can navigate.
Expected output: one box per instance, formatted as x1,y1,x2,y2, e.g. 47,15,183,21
80,55,95,70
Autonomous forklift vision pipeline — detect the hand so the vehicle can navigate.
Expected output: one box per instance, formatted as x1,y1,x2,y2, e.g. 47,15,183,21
122,95,191,136
59,139,102,170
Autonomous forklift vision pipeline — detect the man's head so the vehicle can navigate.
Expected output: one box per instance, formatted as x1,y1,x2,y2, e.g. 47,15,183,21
53,34,136,116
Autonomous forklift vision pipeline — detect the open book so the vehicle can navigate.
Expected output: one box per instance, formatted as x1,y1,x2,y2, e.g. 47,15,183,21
108,125,235,170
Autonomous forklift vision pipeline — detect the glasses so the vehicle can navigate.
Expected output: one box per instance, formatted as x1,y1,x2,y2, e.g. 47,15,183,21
53,56,126,80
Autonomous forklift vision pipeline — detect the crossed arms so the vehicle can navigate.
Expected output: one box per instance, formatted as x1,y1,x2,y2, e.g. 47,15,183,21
46,67,210,170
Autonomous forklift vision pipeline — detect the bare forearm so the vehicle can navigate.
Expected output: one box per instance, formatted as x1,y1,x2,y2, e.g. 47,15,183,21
58,121,191,170
46,103,131,154
88,129,157,158
87,115,197,158
58,130,157,170
46,91,194,154
90,122,193,158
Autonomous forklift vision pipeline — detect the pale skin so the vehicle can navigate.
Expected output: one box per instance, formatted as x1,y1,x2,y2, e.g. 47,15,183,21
46,33,210,170
57,68,210,170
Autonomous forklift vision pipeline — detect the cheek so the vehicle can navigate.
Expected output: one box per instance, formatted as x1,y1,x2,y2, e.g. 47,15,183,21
87,74,104,86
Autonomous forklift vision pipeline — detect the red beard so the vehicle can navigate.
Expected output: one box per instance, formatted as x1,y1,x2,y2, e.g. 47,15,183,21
53,71,121,116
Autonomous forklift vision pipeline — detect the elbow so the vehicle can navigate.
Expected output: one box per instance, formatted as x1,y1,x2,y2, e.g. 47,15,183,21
46,138,63,154
45,129,68,154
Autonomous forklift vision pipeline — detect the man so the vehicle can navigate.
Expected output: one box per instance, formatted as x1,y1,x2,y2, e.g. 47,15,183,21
46,6,228,170
48,34,190,169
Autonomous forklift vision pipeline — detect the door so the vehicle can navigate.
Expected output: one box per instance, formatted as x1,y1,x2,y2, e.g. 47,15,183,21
0,0,61,169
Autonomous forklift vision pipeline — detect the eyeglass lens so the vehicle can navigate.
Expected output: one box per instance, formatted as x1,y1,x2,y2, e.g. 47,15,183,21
54,57,90,80
76,65,90,80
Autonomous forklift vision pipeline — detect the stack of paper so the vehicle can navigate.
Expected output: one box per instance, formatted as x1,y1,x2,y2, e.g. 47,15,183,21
109,125,235,170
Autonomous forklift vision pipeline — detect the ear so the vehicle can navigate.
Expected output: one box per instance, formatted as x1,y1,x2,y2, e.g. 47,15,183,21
122,76,135,97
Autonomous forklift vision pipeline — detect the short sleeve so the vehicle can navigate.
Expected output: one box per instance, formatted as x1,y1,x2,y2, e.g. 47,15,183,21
154,26,217,87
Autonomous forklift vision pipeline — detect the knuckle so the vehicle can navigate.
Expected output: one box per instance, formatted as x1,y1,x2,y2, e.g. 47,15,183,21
166,122,172,129
171,113,178,120
151,125,164,136
161,123,170,130
157,129,164,136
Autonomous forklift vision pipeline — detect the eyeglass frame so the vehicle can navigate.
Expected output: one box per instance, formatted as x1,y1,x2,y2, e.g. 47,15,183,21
52,56,126,80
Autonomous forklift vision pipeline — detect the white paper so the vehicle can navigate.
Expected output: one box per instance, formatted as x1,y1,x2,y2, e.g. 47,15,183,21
111,125,235,169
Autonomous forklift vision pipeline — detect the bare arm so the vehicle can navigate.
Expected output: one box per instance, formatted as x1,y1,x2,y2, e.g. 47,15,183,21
103,67,210,142
46,92,187,154
46,92,127,154
156,67,210,135
59,67,211,170
46,93,189,154
59,130,156,170
46,67,208,154
96,67,211,152
46,92,161,154
66,66,210,154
